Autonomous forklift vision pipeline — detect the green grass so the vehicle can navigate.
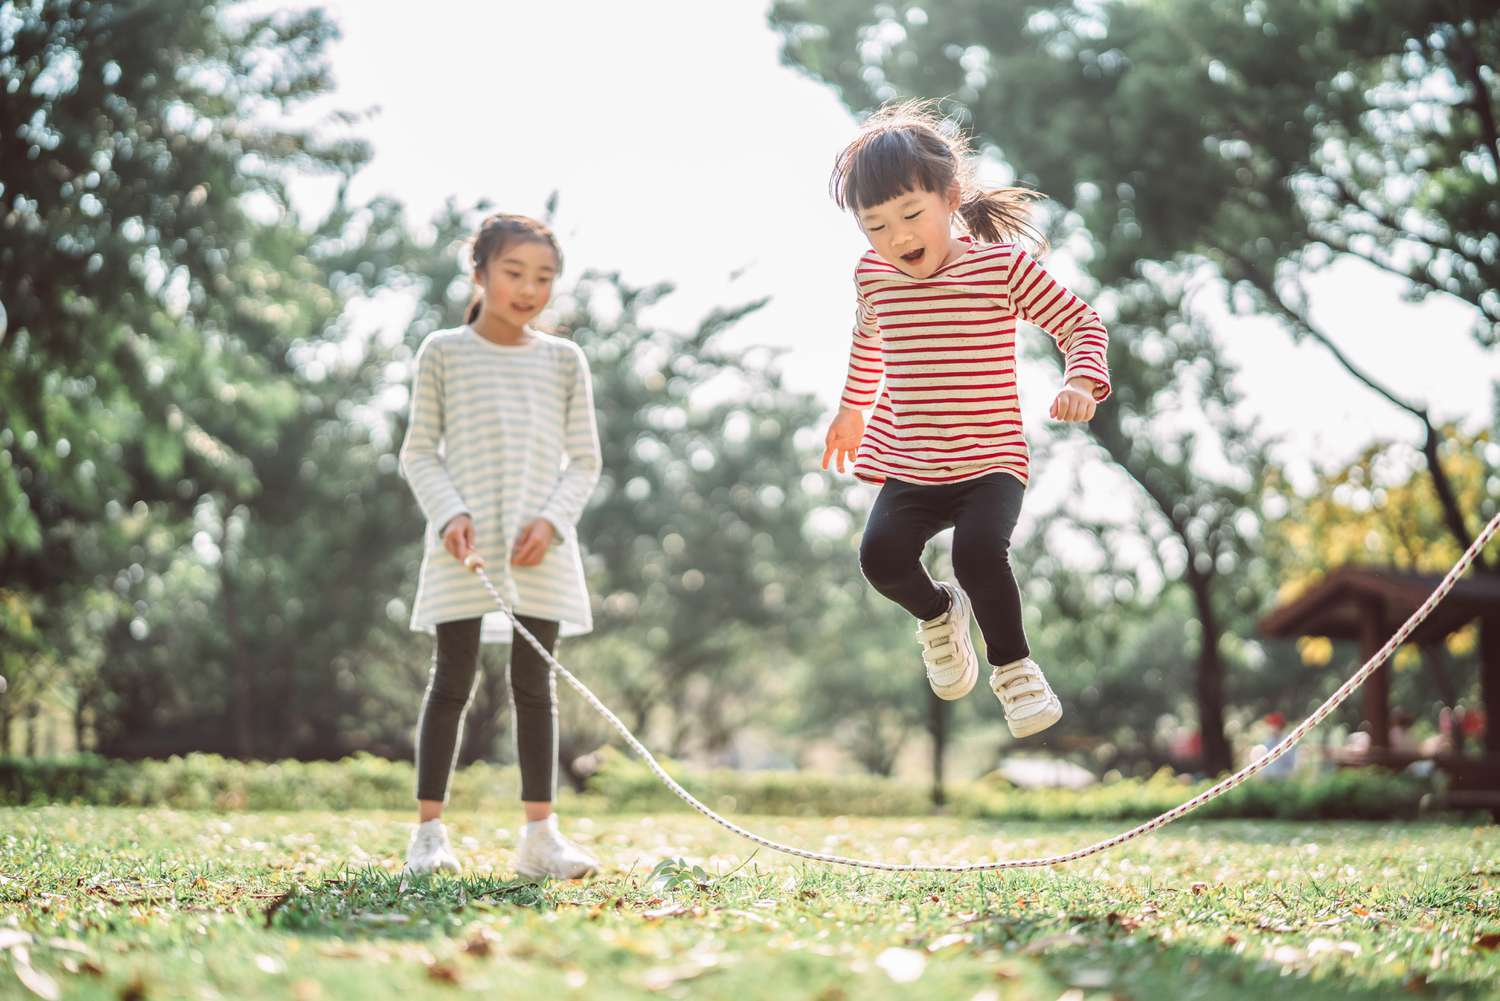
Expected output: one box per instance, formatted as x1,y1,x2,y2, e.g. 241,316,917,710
3,807,1498,1000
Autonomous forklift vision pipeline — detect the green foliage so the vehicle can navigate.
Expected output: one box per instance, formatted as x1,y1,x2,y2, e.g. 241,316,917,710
0,751,1440,822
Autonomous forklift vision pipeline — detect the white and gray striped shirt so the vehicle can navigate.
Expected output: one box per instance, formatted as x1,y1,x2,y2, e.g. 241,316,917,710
398,325,601,643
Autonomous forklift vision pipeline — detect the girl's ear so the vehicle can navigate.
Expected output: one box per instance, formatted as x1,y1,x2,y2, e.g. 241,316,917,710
946,183,963,213
473,264,488,291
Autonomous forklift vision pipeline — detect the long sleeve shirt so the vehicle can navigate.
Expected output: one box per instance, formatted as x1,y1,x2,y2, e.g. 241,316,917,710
839,238,1110,486
399,325,601,642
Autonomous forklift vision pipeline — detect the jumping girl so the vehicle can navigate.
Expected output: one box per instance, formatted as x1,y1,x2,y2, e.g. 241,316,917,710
820,103,1111,739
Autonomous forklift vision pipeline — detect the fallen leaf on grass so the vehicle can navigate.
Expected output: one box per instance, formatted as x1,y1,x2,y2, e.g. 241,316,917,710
874,947,926,983
641,904,689,921
0,931,32,951
11,948,60,1001
464,928,502,956
1307,939,1361,960
927,933,971,953
1474,932,1500,951
427,961,462,984
1025,931,1087,955
641,965,711,991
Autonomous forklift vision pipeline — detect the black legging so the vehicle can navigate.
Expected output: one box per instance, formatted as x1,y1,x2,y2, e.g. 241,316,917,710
859,471,1030,667
415,616,560,803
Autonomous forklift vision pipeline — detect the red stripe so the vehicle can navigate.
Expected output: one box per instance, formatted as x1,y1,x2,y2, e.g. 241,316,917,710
870,291,999,306
882,328,1015,343
885,357,1018,369
863,426,1023,447
882,367,1017,379
860,278,1008,292
855,459,1029,484
861,442,1029,466
889,381,1017,395
879,305,1006,318
879,316,1006,331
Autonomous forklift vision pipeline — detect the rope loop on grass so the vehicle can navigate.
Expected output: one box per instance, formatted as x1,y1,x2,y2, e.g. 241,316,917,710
463,511,1500,872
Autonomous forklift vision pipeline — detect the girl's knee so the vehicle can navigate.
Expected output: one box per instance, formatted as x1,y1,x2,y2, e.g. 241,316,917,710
859,531,912,588
952,539,1012,585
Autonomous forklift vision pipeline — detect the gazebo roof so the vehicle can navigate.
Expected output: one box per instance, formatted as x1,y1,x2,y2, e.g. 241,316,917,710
1259,566,1500,646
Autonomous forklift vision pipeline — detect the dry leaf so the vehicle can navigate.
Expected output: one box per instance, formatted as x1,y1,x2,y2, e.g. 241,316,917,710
1474,932,1500,951
12,951,60,1001
426,961,462,984
927,933,971,953
874,947,927,983
0,931,32,951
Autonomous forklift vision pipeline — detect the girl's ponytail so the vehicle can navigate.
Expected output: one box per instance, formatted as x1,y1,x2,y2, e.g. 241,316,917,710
958,186,1046,250
833,101,1049,254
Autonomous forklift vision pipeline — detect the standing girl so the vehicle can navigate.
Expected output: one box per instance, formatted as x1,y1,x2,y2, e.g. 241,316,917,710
398,213,602,878
821,104,1111,739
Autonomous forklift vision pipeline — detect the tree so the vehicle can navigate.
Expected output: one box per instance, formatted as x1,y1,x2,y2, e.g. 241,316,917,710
0,0,365,747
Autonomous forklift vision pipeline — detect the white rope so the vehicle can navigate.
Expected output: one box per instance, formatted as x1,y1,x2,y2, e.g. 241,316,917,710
466,511,1500,872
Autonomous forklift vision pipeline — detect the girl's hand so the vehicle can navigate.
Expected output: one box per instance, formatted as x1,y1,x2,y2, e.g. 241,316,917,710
442,514,479,565
511,517,556,567
1050,378,1099,423
821,407,866,474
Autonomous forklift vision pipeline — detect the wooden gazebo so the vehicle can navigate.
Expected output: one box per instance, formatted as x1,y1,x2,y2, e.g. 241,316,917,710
1259,566,1500,811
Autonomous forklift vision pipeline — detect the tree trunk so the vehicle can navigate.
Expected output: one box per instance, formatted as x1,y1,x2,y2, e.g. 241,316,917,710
73,686,89,754
219,564,256,759
1186,567,1232,774
927,686,948,808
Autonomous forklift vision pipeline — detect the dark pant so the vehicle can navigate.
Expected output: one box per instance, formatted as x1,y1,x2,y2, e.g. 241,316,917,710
859,471,1030,667
415,616,560,803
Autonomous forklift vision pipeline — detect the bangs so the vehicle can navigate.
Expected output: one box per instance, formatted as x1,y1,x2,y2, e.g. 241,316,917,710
833,128,953,212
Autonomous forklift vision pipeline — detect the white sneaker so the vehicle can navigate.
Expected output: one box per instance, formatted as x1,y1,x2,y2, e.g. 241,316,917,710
515,815,599,881
403,819,461,875
990,658,1063,738
916,582,979,700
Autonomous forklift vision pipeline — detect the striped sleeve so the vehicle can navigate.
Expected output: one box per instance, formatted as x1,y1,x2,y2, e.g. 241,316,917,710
839,281,884,410
1006,247,1111,402
538,344,602,541
398,337,470,533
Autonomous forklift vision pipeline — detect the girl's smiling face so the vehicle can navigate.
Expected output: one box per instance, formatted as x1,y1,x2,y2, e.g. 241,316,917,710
475,239,559,326
857,184,966,278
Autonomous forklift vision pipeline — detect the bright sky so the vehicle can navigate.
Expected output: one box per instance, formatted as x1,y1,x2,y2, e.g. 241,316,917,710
283,0,1498,538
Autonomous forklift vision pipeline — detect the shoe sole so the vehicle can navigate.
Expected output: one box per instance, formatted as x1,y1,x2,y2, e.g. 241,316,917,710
1003,693,1063,739
928,585,979,700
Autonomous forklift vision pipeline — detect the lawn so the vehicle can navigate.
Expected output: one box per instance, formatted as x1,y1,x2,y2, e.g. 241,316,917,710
3,807,1497,1000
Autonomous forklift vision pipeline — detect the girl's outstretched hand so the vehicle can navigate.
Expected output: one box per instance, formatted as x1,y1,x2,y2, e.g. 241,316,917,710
821,406,866,474
1050,378,1099,423
511,517,556,567
443,514,478,565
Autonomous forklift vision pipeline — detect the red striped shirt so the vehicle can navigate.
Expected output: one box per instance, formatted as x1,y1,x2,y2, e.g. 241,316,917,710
839,238,1111,486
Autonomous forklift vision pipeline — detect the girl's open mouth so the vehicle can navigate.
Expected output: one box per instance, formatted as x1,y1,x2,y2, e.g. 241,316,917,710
900,248,925,264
